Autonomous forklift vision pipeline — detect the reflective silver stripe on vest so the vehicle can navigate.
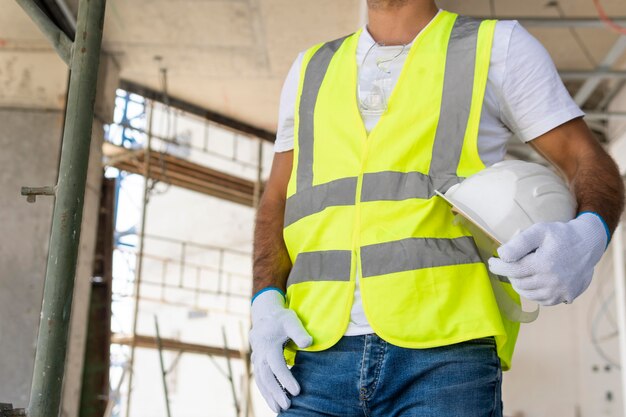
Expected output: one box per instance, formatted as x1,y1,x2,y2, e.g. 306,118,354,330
297,36,349,192
361,171,431,201
284,177,358,227
286,250,352,288
360,236,482,278
360,17,480,201
428,16,480,179
360,172,463,202
285,36,352,227
285,18,485,284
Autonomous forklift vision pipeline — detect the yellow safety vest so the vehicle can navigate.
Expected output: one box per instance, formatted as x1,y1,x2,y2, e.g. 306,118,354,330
283,11,521,370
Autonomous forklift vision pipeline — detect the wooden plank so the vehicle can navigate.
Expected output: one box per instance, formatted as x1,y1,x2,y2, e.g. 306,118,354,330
111,334,244,360
154,154,253,190
104,144,258,206
114,161,252,206
146,154,254,194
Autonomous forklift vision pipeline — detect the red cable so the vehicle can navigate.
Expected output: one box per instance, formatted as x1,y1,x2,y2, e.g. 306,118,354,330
593,0,626,35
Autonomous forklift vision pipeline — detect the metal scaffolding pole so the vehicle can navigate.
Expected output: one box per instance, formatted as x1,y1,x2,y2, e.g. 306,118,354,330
222,328,241,417
14,0,73,64
154,316,173,417
125,99,155,417
13,0,107,416
252,139,263,209
239,323,253,417
575,36,626,106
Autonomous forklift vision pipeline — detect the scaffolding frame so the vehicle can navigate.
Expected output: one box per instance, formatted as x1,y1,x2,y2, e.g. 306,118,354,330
109,85,265,417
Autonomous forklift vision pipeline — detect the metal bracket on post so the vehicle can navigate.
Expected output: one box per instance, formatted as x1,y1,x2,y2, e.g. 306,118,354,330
0,404,26,417
21,186,56,203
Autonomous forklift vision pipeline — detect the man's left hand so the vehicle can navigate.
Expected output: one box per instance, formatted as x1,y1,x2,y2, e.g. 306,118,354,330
488,212,608,306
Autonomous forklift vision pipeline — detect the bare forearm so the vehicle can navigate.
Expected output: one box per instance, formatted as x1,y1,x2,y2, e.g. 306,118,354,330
570,149,624,233
531,118,625,234
252,192,292,295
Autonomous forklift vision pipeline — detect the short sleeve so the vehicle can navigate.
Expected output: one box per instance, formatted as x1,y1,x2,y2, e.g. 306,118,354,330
274,53,304,153
498,23,585,143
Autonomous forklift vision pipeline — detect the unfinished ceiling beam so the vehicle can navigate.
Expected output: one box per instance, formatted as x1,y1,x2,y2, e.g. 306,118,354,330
119,79,276,143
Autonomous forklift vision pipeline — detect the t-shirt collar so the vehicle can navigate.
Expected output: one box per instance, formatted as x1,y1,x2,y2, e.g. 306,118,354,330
361,9,442,48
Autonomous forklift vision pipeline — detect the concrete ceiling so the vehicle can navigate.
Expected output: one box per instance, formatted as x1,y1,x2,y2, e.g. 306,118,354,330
102,0,362,131
0,1,69,110
2,0,626,131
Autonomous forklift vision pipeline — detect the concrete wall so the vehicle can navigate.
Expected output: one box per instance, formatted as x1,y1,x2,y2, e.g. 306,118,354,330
502,241,623,417
60,54,119,417
499,94,626,415
0,47,119,416
59,118,105,417
0,108,65,407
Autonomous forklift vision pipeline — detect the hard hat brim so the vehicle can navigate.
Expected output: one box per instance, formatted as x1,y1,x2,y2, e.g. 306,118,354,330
435,190,503,246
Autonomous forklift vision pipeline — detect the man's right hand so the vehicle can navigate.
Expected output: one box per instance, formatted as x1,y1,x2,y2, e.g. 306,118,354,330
249,288,313,413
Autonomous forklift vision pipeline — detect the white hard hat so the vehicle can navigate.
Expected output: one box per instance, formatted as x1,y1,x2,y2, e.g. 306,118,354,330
437,160,577,324
437,160,577,246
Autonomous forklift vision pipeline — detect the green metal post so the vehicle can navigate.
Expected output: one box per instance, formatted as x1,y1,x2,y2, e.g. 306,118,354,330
24,0,107,415
14,0,73,65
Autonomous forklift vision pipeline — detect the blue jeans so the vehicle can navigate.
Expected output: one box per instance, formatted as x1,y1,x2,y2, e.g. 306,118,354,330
280,334,502,417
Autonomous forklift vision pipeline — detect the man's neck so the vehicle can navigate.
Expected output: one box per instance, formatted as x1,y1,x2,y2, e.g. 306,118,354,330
366,1,439,45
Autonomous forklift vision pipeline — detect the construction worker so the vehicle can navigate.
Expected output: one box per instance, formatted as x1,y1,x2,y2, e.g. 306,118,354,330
250,0,625,415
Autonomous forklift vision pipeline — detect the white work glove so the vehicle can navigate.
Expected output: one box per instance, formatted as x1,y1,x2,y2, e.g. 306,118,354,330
249,289,313,413
488,212,609,306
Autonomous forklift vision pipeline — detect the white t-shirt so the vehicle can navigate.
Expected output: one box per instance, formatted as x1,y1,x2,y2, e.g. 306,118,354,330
275,16,584,336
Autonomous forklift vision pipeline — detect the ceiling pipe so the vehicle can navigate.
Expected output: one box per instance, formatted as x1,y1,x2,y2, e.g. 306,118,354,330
471,16,626,28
